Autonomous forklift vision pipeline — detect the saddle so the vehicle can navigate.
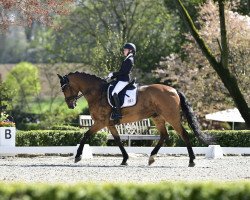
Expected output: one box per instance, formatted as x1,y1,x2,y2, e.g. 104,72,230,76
107,80,138,108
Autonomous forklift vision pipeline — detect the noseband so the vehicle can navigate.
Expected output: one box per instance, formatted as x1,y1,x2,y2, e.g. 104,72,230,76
61,83,84,102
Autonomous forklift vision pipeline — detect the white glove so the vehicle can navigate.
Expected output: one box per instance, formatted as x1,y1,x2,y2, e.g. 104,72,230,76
107,72,113,78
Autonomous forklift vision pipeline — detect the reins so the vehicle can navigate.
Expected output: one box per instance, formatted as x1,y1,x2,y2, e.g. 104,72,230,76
60,73,107,103
65,93,84,102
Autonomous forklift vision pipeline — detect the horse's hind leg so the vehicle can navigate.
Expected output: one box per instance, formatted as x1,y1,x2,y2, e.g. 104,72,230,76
108,126,129,165
171,121,196,167
149,117,169,165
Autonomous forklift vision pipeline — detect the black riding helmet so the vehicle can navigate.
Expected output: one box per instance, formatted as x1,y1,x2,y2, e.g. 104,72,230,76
123,43,136,55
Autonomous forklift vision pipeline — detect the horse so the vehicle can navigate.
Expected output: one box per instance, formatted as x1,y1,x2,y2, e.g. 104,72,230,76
57,71,212,167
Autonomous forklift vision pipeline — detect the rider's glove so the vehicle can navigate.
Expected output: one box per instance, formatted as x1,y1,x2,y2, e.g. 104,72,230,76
107,72,113,79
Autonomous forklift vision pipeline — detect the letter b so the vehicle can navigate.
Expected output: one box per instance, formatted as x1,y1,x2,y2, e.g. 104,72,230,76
5,129,12,139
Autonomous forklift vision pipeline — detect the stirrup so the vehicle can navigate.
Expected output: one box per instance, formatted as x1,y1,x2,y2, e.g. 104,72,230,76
110,111,122,121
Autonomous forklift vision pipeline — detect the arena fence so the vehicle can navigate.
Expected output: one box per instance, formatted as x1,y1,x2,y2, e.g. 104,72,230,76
0,145,250,158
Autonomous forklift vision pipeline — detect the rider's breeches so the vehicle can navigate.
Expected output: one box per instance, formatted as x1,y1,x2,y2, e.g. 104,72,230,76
112,81,129,96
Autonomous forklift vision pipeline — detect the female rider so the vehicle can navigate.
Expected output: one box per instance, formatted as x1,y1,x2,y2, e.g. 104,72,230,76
107,43,136,121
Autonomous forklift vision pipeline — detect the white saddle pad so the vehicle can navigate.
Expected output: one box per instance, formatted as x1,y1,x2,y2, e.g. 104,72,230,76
107,85,138,108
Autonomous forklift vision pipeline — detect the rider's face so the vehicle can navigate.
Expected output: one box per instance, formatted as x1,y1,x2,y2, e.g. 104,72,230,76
123,48,130,56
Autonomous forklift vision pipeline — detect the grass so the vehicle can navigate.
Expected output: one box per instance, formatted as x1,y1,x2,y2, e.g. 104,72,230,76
27,97,88,115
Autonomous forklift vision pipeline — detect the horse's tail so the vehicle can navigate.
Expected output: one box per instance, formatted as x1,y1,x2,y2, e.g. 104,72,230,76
177,91,215,145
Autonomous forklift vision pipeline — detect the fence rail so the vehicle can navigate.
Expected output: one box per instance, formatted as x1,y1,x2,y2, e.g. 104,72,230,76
0,146,249,158
79,115,153,135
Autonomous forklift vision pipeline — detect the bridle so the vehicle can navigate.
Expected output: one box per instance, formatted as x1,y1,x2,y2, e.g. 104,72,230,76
61,82,85,102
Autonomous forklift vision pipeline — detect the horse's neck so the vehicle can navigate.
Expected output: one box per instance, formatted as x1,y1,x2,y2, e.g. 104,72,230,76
77,74,105,102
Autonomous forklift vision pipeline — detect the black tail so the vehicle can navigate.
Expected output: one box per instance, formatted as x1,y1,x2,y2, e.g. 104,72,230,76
178,91,214,145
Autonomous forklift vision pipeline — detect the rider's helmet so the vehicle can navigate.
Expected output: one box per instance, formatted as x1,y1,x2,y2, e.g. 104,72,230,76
123,43,136,55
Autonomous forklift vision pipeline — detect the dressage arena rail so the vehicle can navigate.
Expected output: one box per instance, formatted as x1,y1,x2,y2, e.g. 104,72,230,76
0,145,250,158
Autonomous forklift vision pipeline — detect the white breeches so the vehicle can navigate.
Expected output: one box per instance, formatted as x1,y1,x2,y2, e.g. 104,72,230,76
112,81,129,96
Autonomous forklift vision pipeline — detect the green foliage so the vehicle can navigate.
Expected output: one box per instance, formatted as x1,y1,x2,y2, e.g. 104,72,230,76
16,130,108,146
156,1,250,116
0,112,9,122
0,81,14,111
0,181,249,200
16,129,250,147
45,0,181,78
206,130,250,147
164,130,205,147
5,62,41,112
50,125,81,130
150,129,250,147
14,97,88,130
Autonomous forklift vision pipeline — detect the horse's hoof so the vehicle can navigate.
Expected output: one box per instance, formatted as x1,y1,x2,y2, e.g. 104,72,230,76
148,155,156,166
188,162,195,167
120,162,128,166
75,156,82,163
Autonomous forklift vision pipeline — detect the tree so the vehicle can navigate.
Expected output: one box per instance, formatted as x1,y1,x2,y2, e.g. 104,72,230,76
0,80,14,114
5,62,41,112
45,0,180,79
0,0,73,31
170,0,250,128
155,1,249,117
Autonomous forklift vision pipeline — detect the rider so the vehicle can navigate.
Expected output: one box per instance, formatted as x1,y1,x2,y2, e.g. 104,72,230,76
107,43,136,121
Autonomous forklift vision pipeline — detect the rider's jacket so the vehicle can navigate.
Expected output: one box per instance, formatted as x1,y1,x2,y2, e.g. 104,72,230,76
112,53,134,82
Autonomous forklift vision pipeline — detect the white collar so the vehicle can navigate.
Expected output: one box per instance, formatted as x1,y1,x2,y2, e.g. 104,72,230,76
124,53,133,61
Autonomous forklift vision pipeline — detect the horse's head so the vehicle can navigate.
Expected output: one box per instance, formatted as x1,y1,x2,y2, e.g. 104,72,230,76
57,74,80,109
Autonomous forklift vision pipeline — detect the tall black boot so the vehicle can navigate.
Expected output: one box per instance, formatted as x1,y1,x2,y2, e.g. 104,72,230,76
111,93,122,123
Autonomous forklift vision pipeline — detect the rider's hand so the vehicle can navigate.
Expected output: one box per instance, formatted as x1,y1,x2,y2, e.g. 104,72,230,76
107,72,113,79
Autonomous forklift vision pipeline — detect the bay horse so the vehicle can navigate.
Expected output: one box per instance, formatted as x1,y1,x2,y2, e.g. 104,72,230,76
58,72,212,167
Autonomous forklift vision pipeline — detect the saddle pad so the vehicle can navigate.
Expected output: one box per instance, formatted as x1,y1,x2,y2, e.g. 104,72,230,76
107,83,138,108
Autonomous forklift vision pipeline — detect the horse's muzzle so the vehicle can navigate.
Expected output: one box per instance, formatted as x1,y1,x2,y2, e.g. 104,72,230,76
68,100,76,109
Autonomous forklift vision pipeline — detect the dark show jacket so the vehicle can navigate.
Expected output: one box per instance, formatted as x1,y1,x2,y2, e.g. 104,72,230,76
112,54,134,82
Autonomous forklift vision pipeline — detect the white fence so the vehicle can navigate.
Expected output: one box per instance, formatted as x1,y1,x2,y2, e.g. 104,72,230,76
79,115,158,146
79,115,153,135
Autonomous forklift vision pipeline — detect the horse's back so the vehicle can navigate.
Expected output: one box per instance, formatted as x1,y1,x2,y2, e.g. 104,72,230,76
138,83,180,109
139,84,178,95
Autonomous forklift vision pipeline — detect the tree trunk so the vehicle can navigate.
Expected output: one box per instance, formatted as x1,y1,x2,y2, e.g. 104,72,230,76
174,0,250,128
218,0,229,69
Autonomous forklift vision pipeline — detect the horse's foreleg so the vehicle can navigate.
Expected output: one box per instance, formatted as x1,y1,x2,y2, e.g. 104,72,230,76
75,130,91,163
108,126,129,165
149,117,169,165
75,123,103,163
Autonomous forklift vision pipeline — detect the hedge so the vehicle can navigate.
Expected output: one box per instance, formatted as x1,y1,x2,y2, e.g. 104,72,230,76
206,130,250,147
151,129,250,147
16,130,108,146
164,130,250,147
16,130,250,147
0,181,249,200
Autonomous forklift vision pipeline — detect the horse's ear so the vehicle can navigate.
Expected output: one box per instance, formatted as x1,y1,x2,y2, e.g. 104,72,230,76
57,74,63,80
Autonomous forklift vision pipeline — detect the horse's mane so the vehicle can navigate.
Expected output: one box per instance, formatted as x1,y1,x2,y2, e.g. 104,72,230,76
67,71,106,83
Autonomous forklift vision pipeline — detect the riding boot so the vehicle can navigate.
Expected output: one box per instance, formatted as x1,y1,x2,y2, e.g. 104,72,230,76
111,93,122,123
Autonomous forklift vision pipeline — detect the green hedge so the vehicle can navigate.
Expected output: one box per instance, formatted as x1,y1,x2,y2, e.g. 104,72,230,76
16,130,108,146
206,130,250,147
49,125,81,130
167,130,250,147
0,181,249,200
152,130,250,147
16,130,250,147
